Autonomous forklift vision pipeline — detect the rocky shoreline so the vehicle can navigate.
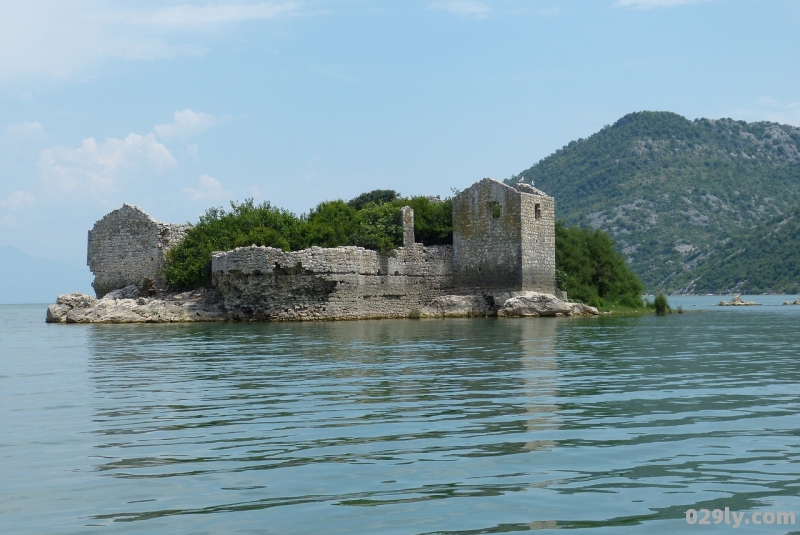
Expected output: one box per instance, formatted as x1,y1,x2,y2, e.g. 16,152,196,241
46,286,599,324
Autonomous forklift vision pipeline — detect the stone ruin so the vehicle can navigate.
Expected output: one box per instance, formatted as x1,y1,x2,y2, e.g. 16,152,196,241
74,178,574,322
87,204,191,298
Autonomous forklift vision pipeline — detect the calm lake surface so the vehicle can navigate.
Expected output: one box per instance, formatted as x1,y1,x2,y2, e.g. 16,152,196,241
2,297,800,534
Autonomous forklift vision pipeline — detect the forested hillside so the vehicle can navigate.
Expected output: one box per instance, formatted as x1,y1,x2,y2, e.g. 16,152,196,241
669,208,800,294
510,111,800,292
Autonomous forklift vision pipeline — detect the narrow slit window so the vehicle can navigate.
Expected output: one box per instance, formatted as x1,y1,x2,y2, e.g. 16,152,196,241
490,202,501,219
534,204,541,220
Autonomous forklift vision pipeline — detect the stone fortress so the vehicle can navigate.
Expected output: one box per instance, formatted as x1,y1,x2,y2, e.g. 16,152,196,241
47,178,598,323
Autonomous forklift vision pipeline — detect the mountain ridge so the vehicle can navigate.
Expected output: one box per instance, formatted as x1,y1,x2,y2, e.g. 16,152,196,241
509,111,800,293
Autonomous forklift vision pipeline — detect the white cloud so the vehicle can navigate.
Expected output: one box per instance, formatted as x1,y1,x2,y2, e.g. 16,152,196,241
39,133,176,195
5,122,45,138
155,108,220,140
144,2,303,26
427,1,490,19
614,0,705,8
0,1,307,80
0,191,35,211
182,174,232,202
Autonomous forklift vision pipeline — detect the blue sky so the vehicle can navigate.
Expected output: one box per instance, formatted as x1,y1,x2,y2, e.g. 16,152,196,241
1,0,799,268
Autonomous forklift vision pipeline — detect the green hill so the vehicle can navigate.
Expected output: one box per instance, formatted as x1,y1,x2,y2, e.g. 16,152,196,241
509,111,800,293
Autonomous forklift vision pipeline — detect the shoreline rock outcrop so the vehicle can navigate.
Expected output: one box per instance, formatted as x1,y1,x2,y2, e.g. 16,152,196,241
493,292,599,317
718,295,759,306
46,286,228,324
46,288,598,324
783,297,800,306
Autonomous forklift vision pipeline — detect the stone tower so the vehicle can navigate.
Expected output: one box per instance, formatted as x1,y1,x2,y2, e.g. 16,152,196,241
87,204,191,297
451,178,556,293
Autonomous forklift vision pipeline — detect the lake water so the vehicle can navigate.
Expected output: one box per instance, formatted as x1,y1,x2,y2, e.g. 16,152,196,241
2,297,800,534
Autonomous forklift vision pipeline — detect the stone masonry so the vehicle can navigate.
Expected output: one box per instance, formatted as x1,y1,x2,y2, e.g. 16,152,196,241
76,178,559,320
87,204,191,298
452,179,556,293
210,243,455,320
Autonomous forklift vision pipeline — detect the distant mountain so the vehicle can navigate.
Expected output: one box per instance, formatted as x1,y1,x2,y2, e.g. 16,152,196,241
0,246,93,304
510,111,800,293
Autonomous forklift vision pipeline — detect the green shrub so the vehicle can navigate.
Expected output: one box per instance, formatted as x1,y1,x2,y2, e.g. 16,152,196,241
351,202,403,252
300,200,357,249
164,199,301,290
654,292,669,314
348,189,400,210
392,196,453,245
555,221,644,308
233,227,290,250
164,191,451,290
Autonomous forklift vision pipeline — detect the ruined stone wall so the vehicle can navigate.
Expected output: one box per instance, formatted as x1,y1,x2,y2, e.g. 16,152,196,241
452,178,524,289
210,244,455,320
85,177,558,309
519,191,557,293
87,204,191,297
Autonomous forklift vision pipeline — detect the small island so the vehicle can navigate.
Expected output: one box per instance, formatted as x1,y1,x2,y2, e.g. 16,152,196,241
48,178,644,323
718,295,760,306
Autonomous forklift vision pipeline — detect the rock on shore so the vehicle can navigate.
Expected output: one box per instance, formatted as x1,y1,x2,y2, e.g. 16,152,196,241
493,292,599,317
47,287,598,323
46,286,228,323
783,297,800,306
718,295,759,306
419,292,598,318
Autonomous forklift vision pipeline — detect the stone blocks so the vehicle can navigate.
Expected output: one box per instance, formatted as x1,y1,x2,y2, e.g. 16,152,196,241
87,204,190,297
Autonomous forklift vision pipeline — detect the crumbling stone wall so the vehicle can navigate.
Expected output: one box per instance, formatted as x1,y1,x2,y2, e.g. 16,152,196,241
210,243,454,320
452,178,556,292
87,204,191,297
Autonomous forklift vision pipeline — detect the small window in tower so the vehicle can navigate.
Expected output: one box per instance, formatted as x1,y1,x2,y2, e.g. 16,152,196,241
535,204,541,220
490,202,501,219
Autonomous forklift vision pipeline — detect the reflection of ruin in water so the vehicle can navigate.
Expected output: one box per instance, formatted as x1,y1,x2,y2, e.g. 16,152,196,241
518,319,561,453
84,318,567,487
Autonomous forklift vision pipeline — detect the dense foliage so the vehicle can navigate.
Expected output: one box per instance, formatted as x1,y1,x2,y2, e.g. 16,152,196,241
555,222,644,308
669,207,800,294
653,292,669,314
164,200,301,290
509,111,800,293
165,191,453,289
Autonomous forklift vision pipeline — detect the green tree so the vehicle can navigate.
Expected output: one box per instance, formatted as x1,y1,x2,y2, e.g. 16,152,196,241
555,222,644,308
164,199,300,290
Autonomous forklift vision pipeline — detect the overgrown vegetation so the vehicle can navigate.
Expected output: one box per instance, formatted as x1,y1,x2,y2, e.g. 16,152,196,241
165,191,453,289
166,188,646,311
653,292,670,314
509,111,800,293
555,222,644,309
